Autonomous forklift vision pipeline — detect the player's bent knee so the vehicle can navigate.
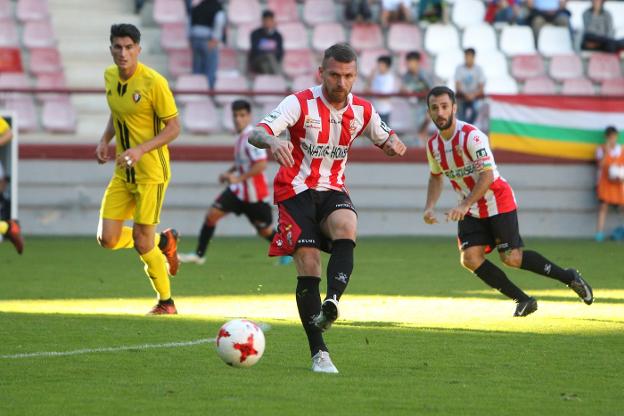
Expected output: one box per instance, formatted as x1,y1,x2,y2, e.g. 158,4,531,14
460,254,484,271
294,248,321,276
97,234,117,249
501,250,522,268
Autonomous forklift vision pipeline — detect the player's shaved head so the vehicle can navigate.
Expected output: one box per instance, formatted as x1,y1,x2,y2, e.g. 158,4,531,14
322,43,357,68
110,23,141,44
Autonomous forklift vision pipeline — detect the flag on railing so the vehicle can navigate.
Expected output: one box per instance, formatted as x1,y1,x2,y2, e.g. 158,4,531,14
489,95,624,161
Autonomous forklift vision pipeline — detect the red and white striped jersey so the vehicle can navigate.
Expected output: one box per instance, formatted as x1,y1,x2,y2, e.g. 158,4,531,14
426,120,517,218
230,125,270,203
258,85,394,203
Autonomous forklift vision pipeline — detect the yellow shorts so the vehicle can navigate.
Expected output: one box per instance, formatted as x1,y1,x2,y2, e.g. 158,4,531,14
100,176,168,225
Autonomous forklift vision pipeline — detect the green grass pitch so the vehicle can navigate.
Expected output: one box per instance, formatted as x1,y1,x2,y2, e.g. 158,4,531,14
1,236,623,415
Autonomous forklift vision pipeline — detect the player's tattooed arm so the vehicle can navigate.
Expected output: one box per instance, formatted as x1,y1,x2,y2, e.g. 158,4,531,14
382,133,407,157
249,127,294,167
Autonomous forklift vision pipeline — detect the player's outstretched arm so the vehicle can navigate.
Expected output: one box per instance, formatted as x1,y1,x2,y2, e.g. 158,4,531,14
424,174,444,224
382,134,407,157
116,116,180,168
249,127,294,167
96,115,115,164
446,170,494,222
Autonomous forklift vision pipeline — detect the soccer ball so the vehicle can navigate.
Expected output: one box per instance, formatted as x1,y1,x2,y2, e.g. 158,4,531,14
215,319,265,368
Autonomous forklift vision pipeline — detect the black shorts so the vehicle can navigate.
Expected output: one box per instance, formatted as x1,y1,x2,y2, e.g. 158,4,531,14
212,188,273,229
457,210,524,253
269,189,357,256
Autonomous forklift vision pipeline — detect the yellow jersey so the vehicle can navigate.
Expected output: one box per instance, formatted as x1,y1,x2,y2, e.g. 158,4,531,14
105,62,178,184
0,117,10,134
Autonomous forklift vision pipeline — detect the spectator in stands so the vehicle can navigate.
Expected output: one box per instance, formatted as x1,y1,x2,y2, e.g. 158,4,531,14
368,55,396,124
527,0,570,40
595,126,624,242
485,0,529,24
581,0,624,53
401,51,434,143
190,0,226,89
454,48,485,125
381,0,413,27
418,0,448,24
248,10,284,75
345,0,373,22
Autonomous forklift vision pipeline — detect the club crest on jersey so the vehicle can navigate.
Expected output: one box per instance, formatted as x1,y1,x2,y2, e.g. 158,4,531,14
304,115,321,130
132,91,141,103
454,144,463,159
349,119,357,135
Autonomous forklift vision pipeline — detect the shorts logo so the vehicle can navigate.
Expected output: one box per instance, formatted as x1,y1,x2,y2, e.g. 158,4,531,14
298,239,316,244
335,203,352,210
284,224,293,247
496,242,510,250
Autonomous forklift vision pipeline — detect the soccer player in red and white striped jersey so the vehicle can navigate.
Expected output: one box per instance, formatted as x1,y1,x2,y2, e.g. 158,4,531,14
249,43,406,373
423,86,594,317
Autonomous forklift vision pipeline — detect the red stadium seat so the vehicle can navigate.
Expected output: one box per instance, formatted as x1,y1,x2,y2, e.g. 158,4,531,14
0,19,19,47
312,23,346,52
22,21,56,49
267,0,299,23
175,74,209,103
303,0,337,25
387,24,422,54
587,53,621,82
3,96,38,131
279,22,309,50
283,49,316,79
350,23,384,51
228,0,261,26
359,48,390,79
561,77,595,95
0,47,23,72
600,78,624,96
42,98,77,133
511,54,545,81
167,49,192,77
0,72,30,100
16,0,49,22
218,47,240,74
236,22,259,51
35,72,68,101
182,99,220,133
29,48,63,75
549,54,583,81
214,74,249,106
0,0,11,20
160,23,189,51
153,0,187,25
523,76,557,94
252,74,288,104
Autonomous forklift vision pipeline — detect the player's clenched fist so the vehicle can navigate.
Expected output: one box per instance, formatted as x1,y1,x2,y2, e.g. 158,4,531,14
382,134,407,157
270,140,295,167
423,208,438,224
95,141,109,164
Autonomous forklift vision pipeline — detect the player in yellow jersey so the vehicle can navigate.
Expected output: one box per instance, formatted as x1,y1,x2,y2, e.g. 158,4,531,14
0,116,23,254
95,24,180,315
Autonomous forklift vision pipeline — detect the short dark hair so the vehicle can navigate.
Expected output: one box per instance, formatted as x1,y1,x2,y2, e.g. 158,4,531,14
231,99,251,113
378,55,392,67
322,43,357,68
110,23,141,44
426,86,456,108
262,10,274,19
605,125,619,136
406,51,421,62
464,48,476,56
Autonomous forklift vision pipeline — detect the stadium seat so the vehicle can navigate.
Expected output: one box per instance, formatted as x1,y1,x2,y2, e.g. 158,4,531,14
350,23,384,50
235,22,259,51
0,19,20,47
175,74,209,103
500,26,536,56
523,76,557,94
153,0,187,25
549,54,583,81
0,0,11,20
182,99,219,134
22,21,56,49
587,53,621,81
160,23,189,51
283,49,316,79
605,2,624,33
561,77,595,95
388,98,418,133
0,72,30,100
462,24,497,54
252,74,288,104
567,1,588,32
303,0,337,25
359,48,390,79
451,0,486,29
476,50,509,79
387,24,422,53
227,0,261,26
600,78,624,96
292,74,317,92
214,74,249,106
167,49,192,77
267,0,299,23
511,55,545,81
424,24,460,56
35,72,68,102
218,47,240,74
16,0,49,22
434,48,464,82
28,48,62,75
537,26,573,57
42,98,77,133
484,76,519,94
312,23,346,52
3,96,38,131
279,22,309,50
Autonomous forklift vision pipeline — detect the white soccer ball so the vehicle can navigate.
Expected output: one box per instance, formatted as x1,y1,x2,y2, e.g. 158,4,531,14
215,319,265,368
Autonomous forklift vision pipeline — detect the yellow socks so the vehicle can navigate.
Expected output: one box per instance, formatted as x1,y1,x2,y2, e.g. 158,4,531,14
140,246,171,300
111,226,161,250
0,221,8,235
